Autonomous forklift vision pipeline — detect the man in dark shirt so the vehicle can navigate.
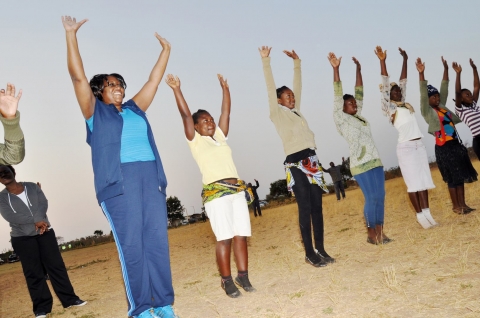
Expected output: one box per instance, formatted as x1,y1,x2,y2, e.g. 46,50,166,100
248,179,262,217
325,162,346,201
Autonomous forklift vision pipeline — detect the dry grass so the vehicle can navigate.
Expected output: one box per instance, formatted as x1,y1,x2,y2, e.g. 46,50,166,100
2,163,480,317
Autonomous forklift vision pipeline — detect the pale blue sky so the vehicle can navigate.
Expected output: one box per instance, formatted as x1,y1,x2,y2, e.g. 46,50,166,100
1,0,479,250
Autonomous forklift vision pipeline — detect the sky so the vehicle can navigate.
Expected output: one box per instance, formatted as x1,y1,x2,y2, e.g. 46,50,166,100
0,0,479,251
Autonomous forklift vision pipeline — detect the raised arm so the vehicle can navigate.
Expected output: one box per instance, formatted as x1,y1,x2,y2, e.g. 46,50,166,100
353,57,363,87
259,46,278,117
399,48,408,80
62,16,95,119
132,34,171,112
165,75,195,141
442,56,449,81
416,58,429,117
0,83,25,165
471,59,479,102
452,62,463,107
440,57,449,105
217,74,231,136
284,50,302,109
375,46,388,76
328,52,342,83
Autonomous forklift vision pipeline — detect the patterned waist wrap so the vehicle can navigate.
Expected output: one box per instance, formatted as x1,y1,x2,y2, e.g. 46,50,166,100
201,179,254,205
285,155,329,193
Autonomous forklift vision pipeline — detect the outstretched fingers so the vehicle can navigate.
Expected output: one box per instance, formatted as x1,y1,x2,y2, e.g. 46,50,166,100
258,46,272,58
415,58,425,72
165,74,180,88
328,52,342,67
452,62,462,73
374,46,386,60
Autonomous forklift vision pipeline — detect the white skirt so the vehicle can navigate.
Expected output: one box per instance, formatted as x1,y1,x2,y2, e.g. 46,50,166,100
397,139,435,192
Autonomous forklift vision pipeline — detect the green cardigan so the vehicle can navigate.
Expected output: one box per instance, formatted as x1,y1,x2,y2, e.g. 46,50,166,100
419,80,461,135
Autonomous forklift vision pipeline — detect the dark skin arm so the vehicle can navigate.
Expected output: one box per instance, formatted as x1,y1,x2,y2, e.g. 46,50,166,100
416,58,425,82
399,48,408,80
472,59,479,102
353,57,362,86
165,75,195,141
442,56,449,81
217,75,231,137
328,52,342,82
374,46,388,76
453,62,463,107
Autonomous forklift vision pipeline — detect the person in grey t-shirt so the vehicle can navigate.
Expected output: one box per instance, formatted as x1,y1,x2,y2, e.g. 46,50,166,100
325,162,345,200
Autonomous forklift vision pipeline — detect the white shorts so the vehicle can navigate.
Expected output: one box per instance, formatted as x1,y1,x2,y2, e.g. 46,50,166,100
204,191,251,241
397,139,435,192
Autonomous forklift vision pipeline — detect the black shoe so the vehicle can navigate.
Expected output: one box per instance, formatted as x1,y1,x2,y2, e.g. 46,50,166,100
235,275,256,292
221,279,242,298
35,313,47,318
305,255,327,267
69,299,87,308
316,251,336,263
382,237,394,244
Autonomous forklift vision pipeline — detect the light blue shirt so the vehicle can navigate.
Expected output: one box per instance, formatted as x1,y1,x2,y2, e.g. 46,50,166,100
86,108,155,163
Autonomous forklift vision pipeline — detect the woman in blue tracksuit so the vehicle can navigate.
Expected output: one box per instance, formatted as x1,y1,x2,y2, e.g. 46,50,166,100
62,16,177,318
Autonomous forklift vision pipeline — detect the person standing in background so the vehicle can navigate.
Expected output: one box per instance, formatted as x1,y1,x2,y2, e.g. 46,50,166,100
248,179,262,217
325,162,345,201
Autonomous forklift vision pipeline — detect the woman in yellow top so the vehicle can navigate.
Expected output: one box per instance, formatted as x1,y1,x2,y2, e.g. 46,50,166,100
166,74,255,298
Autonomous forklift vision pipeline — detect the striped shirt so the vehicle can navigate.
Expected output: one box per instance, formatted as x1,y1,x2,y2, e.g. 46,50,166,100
455,101,480,137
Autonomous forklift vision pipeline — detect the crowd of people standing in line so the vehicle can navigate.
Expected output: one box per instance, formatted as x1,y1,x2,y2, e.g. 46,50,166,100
1,15,479,318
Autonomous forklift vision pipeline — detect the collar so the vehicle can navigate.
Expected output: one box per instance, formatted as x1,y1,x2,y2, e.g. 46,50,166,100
278,104,299,113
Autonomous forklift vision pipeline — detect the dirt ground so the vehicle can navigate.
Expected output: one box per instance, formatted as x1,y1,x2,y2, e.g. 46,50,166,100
1,163,480,318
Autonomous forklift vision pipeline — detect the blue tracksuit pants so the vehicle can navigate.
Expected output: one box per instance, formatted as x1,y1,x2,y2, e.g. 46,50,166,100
101,161,174,317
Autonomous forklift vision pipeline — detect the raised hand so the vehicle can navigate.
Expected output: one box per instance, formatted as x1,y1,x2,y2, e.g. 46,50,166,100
452,62,462,74
155,33,171,50
374,46,386,60
328,52,342,68
258,46,272,58
352,57,361,69
283,50,299,60
61,16,88,32
0,83,22,119
470,58,477,70
441,56,448,69
416,58,425,73
217,74,229,89
399,47,408,59
164,74,180,89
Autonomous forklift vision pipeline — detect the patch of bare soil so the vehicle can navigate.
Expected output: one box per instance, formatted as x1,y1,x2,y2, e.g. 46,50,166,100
2,163,480,318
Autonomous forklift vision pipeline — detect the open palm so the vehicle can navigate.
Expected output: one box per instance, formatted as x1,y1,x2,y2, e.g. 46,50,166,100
61,16,87,32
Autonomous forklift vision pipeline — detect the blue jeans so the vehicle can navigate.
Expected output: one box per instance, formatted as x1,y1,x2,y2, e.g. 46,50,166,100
354,167,385,228
101,161,174,317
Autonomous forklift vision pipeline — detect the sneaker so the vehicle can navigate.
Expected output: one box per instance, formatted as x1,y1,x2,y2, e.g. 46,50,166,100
315,250,336,263
69,299,87,307
153,305,179,318
305,255,327,267
221,278,242,298
136,308,156,318
235,274,256,292
35,313,47,318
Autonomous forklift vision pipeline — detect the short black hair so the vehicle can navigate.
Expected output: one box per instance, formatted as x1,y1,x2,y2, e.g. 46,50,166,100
276,86,291,99
192,109,210,124
343,94,354,101
89,73,127,101
461,88,471,94
0,165,15,177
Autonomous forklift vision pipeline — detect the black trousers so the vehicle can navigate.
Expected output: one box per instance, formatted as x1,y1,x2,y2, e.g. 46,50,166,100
252,199,262,216
11,229,79,315
473,135,480,160
290,167,325,258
